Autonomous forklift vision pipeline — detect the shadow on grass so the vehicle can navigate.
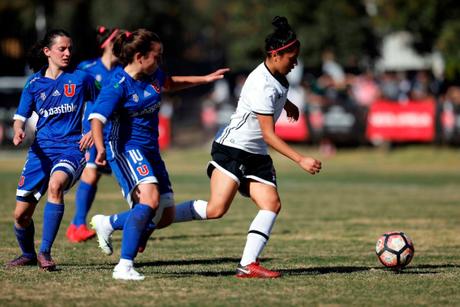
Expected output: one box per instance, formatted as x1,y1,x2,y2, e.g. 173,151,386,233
110,232,245,244
141,259,460,277
56,259,459,277
137,257,242,268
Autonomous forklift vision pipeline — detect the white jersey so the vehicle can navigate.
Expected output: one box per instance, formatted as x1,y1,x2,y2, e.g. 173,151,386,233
215,63,289,155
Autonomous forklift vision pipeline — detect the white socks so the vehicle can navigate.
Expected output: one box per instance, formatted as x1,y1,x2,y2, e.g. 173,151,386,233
174,200,208,223
240,210,277,266
117,258,134,269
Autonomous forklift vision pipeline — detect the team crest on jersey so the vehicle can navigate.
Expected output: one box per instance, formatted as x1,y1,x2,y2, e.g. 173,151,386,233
132,93,139,102
18,176,25,187
136,165,149,176
151,81,161,94
40,92,47,101
64,84,76,97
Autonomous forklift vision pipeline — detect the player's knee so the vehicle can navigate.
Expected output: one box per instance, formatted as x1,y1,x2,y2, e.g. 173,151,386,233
47,180,64,199
206,205,227,219
273,202,282,214
269,198,282,214
14,210,32,226
81,169,99,184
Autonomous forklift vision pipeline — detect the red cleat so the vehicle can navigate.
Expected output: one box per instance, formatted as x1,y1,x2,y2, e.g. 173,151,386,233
235,262,281,279
37,252,56,271
66,224,79,243
67,224,96,243
75,224,96,242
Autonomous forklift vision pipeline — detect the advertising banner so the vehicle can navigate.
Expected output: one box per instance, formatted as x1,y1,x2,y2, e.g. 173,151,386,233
366,99,436,143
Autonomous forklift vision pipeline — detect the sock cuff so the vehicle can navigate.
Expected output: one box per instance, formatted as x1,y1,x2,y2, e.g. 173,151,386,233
193,200,208,220
45,201,65,211
118,258,134,267
248,210,278,236
79,180,97,191
135,203,155,214
14,219,34,231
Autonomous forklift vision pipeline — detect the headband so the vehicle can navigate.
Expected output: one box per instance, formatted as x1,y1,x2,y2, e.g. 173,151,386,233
100,28,120,49
268,39,298,54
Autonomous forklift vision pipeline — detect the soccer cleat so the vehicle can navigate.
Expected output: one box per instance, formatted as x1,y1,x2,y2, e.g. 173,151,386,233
112,264,145,281
67,224,97,243
235,262,281,278
6,255,37,268
37,252,56,271
66,224,79,243
75,224,96,242
90,215,113,255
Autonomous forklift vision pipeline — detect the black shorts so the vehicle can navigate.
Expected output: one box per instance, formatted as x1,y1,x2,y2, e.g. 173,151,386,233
206,141,277,197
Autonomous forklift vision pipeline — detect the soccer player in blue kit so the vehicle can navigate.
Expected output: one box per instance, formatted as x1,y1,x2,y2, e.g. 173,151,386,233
89,29,229,280
7,29,96,271
66,26,122,243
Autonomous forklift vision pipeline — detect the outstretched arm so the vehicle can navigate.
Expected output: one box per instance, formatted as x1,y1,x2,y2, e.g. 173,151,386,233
257,113,321,175
164,68,230,92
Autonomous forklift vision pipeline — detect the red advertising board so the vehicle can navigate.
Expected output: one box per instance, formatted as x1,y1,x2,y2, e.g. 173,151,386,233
366,99,436,142
158,115,171,149
275,112,309,142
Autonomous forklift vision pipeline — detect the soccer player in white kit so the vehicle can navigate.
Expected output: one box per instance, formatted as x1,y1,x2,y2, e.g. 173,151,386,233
173,16,322,278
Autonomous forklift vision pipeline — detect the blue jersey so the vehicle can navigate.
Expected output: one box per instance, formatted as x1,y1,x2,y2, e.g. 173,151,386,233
14,68,97,150
89,68,166,153
77,58,122,133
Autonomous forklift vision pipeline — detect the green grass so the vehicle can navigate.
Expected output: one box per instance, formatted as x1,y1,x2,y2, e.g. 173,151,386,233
0,145,459,306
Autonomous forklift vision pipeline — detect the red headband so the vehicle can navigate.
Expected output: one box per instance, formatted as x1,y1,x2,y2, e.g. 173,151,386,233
100,28,120,49
268,39,298,54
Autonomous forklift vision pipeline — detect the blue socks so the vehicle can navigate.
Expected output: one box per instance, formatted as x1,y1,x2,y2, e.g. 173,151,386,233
72,181,97,226
120,204,154,261
110,210,131,230
39,202,64,254
14,220,36,259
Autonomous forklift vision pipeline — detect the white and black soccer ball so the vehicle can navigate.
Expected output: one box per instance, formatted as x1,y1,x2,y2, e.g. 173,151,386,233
375,231,414,269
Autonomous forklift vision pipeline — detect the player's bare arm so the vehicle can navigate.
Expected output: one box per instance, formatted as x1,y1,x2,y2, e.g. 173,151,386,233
284,99,299,122
164,68,230,92
12,119,26,146
90,119,107,166
79,131,94,151
257,113,321,175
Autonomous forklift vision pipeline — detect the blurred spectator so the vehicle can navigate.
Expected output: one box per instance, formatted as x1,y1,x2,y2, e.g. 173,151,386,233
321,50,346,89
350,70,380,107
410,70,435,101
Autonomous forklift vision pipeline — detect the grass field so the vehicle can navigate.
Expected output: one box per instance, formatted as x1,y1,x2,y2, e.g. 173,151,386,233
0,145,459,306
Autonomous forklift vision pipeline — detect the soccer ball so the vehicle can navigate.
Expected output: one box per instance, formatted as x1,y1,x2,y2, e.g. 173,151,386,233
375,231,414,269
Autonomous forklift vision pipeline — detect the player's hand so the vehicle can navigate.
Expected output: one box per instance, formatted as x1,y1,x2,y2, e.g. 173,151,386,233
205,68,230,83
298,156,322,175
95,149,107,166
79,132,94,151
13,128,26,146
284,101,299,122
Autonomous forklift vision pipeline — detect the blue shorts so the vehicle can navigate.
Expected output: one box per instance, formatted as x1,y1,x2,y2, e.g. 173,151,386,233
16,146,86,203
85,145,112,174
107,146,173,207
